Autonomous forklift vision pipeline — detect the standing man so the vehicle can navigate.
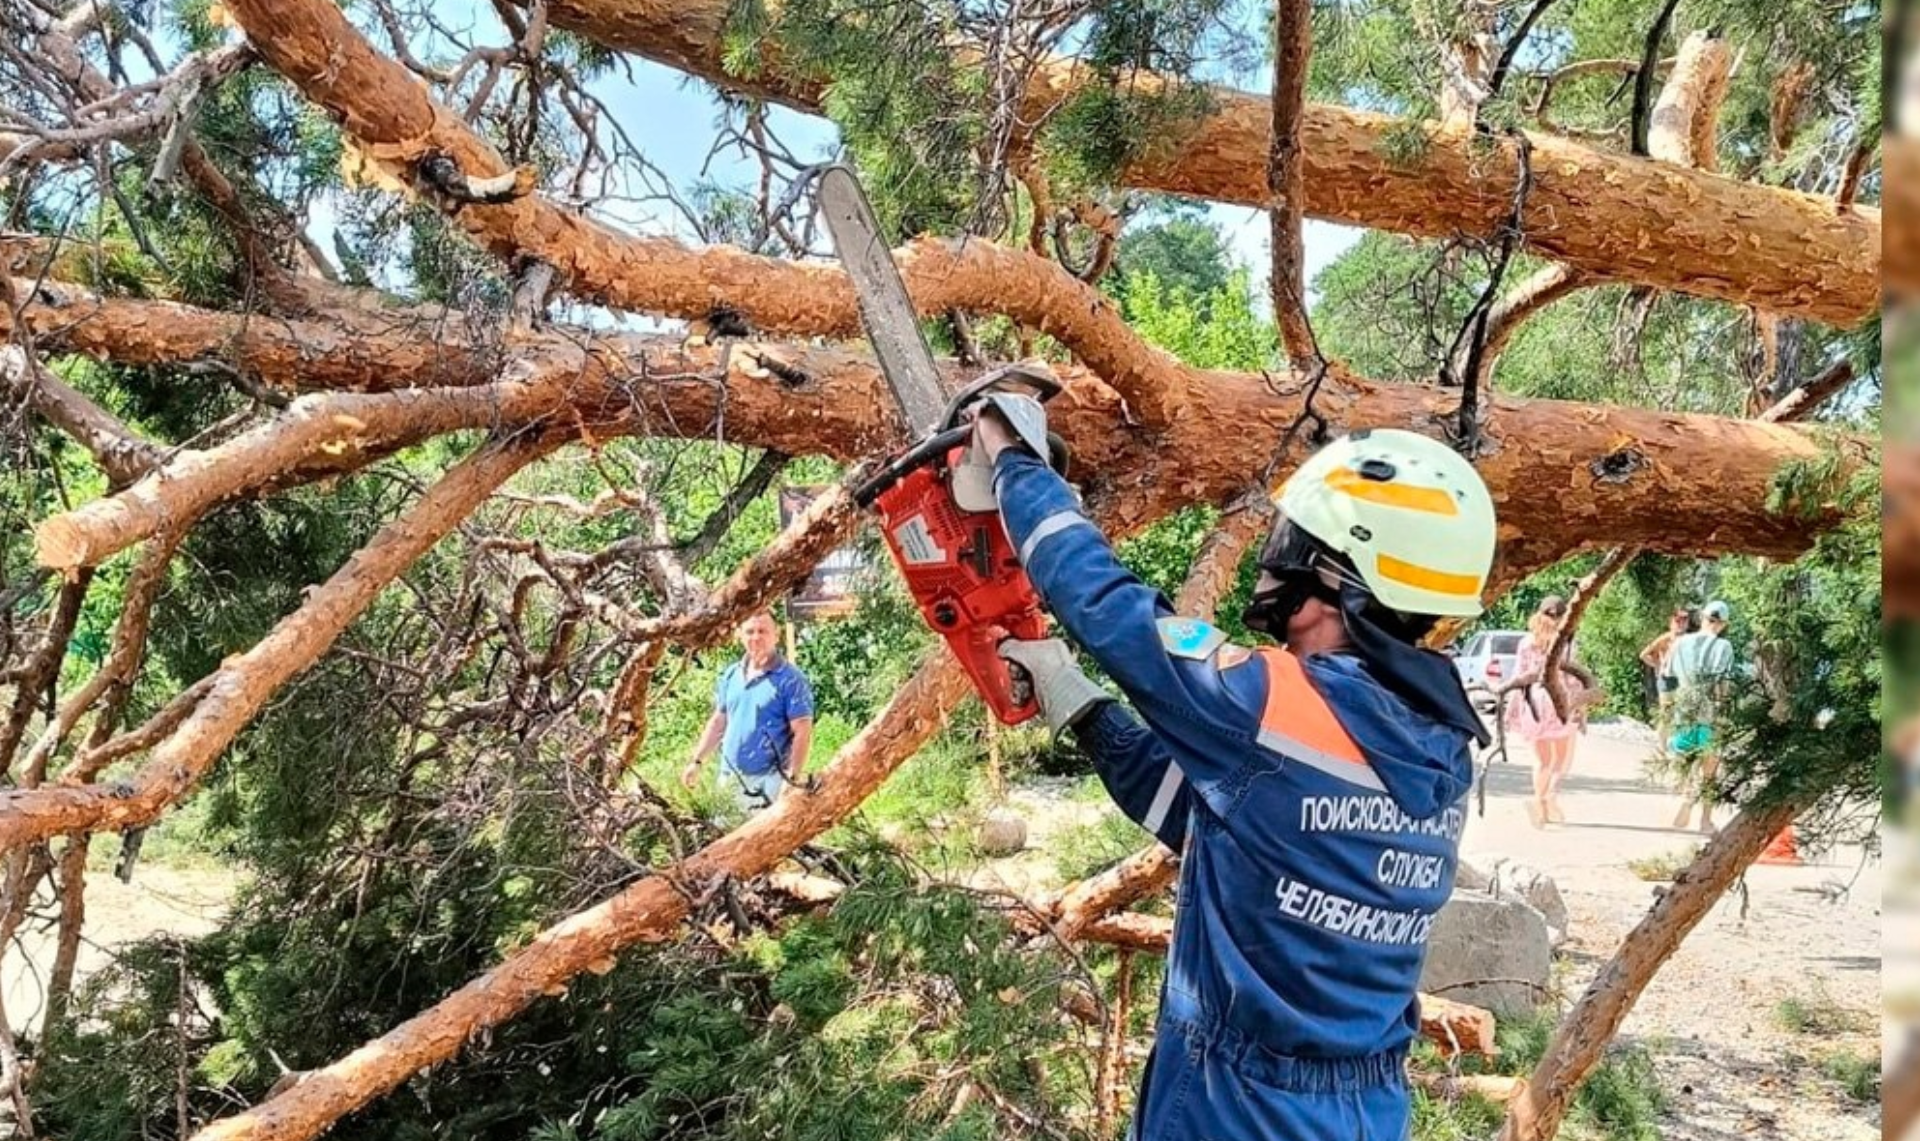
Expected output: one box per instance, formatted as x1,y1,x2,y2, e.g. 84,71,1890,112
680,610,815,814
1667,599,1736,833
979,409,1496,1141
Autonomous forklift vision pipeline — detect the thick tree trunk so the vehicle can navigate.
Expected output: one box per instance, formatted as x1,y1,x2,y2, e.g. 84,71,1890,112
20,285,1866,583
519,0,1881,326
188,655,972,1141
1497,793,1812,1141
0,435,555,852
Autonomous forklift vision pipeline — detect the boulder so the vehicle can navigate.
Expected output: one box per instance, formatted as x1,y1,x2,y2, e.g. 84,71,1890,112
1453,857,1492,893
1486,858,1570,949
1420,890,1552,1015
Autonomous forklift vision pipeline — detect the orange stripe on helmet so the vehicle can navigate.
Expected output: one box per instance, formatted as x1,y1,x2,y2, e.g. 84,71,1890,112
1324,468,1459,516
1256,649,1366,765
1374,553,1484,598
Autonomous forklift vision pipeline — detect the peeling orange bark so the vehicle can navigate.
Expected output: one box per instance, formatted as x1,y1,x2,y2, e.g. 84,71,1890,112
218,0,1184,425
523,0,1880,326
23,284,1865,573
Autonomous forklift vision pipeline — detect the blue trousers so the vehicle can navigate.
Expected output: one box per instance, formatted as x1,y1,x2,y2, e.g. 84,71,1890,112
1128,1018,1411,1141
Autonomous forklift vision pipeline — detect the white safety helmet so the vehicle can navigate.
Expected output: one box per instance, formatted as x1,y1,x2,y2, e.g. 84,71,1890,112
1270,429,1498,619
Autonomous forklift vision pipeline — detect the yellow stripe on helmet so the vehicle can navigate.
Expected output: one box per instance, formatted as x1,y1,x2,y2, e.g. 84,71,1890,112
1375,553,1483,598
1324,468,1459,516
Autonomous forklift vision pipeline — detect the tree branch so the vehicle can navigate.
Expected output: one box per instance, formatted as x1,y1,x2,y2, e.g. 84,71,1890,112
1,343,164,487
679,448,791,567
516,0,1882,326
1267,0,1319,373
1629,0,1685,157
17,281,1870,574
0,433,558,852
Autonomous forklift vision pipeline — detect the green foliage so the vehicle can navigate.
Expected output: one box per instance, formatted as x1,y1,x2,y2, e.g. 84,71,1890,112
1817,1048,1881,1104
45,850,1087,1141
1109,207,1234,310
1773,991,1870,1036
1414,1007,1667,1141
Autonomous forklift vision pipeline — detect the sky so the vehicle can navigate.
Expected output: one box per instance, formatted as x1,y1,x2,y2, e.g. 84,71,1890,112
585,57,1364,315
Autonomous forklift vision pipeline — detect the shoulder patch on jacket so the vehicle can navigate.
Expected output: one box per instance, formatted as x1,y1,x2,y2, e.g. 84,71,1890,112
1157,617,1227,660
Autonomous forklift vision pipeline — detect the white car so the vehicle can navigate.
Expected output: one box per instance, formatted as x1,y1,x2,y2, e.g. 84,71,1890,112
1452,629,1525,711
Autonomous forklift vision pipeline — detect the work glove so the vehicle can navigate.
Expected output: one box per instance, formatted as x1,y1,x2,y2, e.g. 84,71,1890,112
998,637,1111,736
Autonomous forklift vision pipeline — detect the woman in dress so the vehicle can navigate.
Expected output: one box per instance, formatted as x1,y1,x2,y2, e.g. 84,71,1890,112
1502,596,1601,827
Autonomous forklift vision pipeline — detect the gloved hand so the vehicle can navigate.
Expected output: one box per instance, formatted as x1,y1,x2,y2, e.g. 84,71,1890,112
998,637,1110,735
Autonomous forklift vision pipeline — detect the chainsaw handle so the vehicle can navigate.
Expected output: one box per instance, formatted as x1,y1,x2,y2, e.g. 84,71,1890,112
938,362,1063,431
852,425,973,507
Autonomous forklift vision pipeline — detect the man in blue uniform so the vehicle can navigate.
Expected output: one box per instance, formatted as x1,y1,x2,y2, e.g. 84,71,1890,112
681,610,815,813
975,411,1497,1141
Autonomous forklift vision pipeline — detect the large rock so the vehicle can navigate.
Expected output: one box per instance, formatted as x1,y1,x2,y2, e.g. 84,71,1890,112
1453,857,1491,893
1419,891,1552,1015
1486,858,1569,949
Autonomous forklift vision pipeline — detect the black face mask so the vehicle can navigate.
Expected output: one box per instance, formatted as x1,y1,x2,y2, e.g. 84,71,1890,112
1241,518,1344,640
1242,568,1337,640
1241,519,1487,745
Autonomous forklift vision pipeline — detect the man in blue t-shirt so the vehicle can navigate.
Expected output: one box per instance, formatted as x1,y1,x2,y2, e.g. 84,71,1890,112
680,610,815,813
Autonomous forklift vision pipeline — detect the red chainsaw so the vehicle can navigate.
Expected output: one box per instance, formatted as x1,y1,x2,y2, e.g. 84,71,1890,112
816,164,1065,725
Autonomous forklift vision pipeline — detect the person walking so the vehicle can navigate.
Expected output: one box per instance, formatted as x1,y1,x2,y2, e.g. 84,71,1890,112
1501,596,1600,827
1668,599,1736,833
1640,607,1694,735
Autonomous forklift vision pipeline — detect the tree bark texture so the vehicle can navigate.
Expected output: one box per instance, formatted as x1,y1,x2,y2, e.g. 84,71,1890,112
1497,793,1811,1141
19,285,1867,580
214,0,1172,429
188,655,972,1141
521,0,1881,326
1267,0,1316,370
1647,31,1732,170
0,435,555,852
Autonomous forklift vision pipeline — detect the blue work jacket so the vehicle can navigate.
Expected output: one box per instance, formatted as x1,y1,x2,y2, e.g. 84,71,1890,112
993,448,1475,1141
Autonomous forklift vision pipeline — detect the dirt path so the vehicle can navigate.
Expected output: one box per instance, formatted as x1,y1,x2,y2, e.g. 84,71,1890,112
1466,720,1881,1141
1,861,238,1032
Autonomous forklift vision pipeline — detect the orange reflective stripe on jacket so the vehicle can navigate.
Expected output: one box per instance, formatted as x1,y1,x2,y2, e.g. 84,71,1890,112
1255,648,1386,792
